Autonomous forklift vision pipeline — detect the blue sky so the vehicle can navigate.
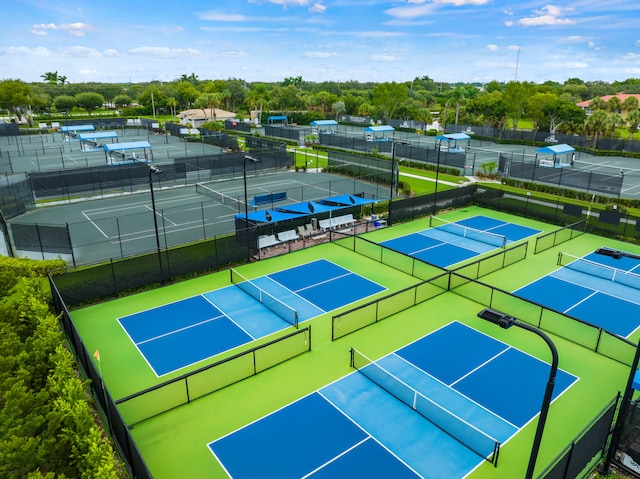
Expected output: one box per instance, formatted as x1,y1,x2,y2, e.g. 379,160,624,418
2,0,640,85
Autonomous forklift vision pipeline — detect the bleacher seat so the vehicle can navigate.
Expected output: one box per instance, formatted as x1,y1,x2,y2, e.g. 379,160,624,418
277,230,299,242
258,235,280,250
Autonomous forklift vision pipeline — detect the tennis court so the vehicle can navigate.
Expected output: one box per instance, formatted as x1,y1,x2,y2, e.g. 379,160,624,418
209,321,577,479
380,215,541,268
118,259,385,376
514,247,640,338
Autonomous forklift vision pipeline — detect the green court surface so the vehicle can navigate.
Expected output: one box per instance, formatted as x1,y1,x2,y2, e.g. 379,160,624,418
70,206,638,479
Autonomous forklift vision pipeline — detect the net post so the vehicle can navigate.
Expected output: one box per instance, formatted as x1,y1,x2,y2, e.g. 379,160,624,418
349,347,355,368
493,442,500,466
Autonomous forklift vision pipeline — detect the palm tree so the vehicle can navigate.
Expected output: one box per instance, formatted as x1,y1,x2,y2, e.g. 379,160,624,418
588,96,606,112
245,84,269,124
585,110,608,148
606,96,622,114
195,92,222,122
627,110,640,139
622,96,639,117
448,86,467,125
604,113,624,140
40,71,59,84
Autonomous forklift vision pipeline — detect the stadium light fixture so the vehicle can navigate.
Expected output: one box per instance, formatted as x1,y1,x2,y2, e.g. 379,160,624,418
433,136,444,214
148,165,163,274
477,308,558,479
243,155,259,261
389,140,408,225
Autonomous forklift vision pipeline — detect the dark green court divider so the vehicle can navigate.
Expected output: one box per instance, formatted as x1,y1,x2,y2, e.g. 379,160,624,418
116,326,311,426
332,273,450,340
451,242,528,280
332,232,445,280
448,272,637,367
534,219,587,254
54,232,246,307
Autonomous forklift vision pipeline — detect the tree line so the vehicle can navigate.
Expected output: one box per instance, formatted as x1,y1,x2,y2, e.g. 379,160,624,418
2,74,640,140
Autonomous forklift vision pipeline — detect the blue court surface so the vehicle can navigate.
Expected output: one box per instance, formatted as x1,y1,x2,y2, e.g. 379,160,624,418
118,259,385,375
514,249,640,338
381,215,540,268
208,321,577,479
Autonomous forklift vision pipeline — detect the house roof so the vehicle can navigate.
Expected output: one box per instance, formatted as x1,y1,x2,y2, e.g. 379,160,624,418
178,108,236,120
576,93,640,108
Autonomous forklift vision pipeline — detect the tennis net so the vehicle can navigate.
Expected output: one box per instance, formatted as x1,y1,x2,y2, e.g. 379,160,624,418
558,252,640,291
230,268,299,328
196,182,245,213
350,348,500,465
429,216,507,248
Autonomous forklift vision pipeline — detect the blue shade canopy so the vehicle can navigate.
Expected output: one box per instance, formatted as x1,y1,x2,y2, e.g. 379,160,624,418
320,195,378,206
60,125,94,132
235,209,306,223
103,141,152,151
536,144,575,155
276,201,341,214
435,133,470,141
310,120,338,126
78,131,118,140
364,125,395,132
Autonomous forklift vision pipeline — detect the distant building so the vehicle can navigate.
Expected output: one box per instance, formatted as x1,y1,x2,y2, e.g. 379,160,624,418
576,93,640,115
178,108,237,127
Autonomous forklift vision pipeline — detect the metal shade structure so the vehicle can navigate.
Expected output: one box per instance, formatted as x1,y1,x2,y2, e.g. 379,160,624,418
536,143,575,155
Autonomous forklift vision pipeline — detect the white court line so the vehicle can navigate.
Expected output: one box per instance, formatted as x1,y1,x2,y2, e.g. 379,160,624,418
144,205,178,226
82,211,109,239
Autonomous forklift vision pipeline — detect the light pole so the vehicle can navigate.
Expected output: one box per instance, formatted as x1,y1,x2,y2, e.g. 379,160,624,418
148,165,163,273
389,140,408,225
243,155,259,261
477,308,558,479
433,136,444,214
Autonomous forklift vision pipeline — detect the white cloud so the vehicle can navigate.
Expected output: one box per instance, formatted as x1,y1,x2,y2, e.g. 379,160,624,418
79,68,98,76
310,3,326,13
58,46,101,58
60,22,92,37
384,3,436,20
32,22,92,37
350,31,408,38
517,5,575,27
268,0,309,6
507,45,520,51
303,50,338,58
486,44,499,51
559,35,585,44
103,49,119,57
434,0,490,5
0,46,51,56
32,23,57,30
128,46,202,57
222,51,248,58
199,12,248,22
564,61,588,68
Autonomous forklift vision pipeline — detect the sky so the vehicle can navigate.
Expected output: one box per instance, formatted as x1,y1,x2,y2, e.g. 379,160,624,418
2,0,640,86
